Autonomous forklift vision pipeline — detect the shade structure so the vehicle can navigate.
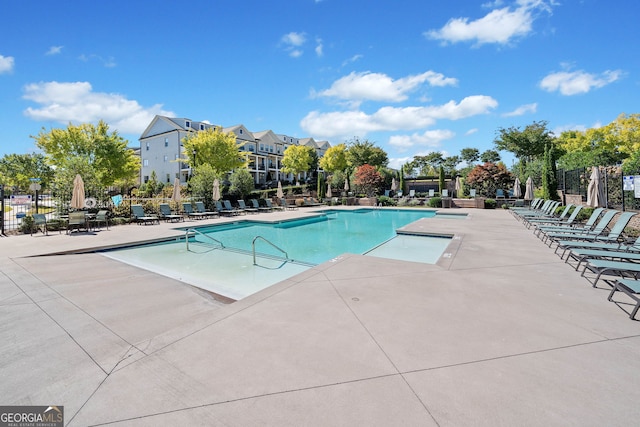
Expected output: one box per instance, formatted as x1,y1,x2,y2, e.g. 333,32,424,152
586,167,605,208
524,177,534,201
513,177,522,198
276,181,284,199
172,178,181,202
326,183,332,198
212,179,220,201
391,178,397,192
70,174,85,209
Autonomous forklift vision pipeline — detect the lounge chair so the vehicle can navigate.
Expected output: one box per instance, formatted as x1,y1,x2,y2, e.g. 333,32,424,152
536,207,605,239
237,199,258,214
195,201,219,218
68,211,89,233
131,204,159,225
264,199,284,211
159,203,184,222
557,235,640,261
547,211,634,249
607,278,640,320
567,246,640,271
469,189,476,198
409,189,415,198
303,197,321,207
496,189,505,199
442,189,449,197
581,258,640,288
281,199,296,210
519,201,561,223
215,200,238,216
253,199,273,212
89,210,110,230
524,203,572,228
529,205,583,231
182,203,207,220
225,200,245,215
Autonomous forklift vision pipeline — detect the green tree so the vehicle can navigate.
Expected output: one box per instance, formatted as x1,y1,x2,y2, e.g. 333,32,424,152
494,120,554,163
438,165,445,194
0,153,54,192
229,168,255,198
442,155,461,176
182,127,246,176
281,145,314,183
345,137,388,168
411,152,444,176
466,163,514,197
480,149,501,163
541,143,558,200
460,147,480,165
33,121,139,189
319,144,348,173
189,163,219,208
354,164,384,197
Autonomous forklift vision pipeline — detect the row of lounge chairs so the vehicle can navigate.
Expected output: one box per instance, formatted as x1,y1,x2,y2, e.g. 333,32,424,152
513,199,640,320
132,199,298,224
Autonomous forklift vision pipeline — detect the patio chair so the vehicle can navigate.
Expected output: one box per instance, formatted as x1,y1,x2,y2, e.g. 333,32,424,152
89,210,110,230
607,278,640,320
529,205,583,231
159,203,184,222
469,189,476,198
30,213,49,235
496,189,505,199
556,235,640,261
581,258,640,288
67,211,89,233
545,210,631,248
131,204,159,225
409,189,415,198
428,189,435,197
215,200,237,216
537,207,606,243
182,203,207,220
195,201,219,219
225,200,245,215
253,199,273,212
442,189,449,197
280,199,296,210
238,199,258,214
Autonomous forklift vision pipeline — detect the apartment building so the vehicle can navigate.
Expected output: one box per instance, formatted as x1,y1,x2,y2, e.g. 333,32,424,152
139,115,330,187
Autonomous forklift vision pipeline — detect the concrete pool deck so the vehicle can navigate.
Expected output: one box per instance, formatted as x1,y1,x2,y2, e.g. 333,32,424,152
1,207,639,426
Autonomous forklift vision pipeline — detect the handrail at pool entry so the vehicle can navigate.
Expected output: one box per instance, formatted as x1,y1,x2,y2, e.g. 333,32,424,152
252,235,289,265
185,228,225,251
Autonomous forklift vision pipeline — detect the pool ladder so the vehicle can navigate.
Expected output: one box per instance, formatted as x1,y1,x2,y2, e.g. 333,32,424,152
252,235,290,266
185,228,224,251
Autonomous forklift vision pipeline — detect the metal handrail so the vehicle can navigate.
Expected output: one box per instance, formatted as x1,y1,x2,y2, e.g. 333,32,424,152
252,235,289,265
185,228,224,251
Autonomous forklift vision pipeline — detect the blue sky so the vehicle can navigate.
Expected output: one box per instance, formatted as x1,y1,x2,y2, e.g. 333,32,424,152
1,0,637,169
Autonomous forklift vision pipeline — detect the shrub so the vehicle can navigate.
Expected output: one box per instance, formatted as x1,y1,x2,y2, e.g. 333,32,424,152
484,198,497,209
576,207,594,222
428,197,442,208
377,196,396,206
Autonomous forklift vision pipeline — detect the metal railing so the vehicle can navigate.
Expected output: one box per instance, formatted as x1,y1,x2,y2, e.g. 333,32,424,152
252,235,289,265
185,228,224,251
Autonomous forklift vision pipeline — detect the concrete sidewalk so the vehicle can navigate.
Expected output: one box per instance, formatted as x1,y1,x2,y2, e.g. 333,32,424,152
1,208,639,426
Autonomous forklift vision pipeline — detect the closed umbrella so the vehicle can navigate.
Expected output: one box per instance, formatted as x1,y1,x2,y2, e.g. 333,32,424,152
172,177,181,202
513,177,522,198
524,177,534,201
391,178,397,192
212,179,221,201
326,183,332,198
276,181,284,199
344,178,350,192
587,167,605,208
70,174,85,209
455,176,462,197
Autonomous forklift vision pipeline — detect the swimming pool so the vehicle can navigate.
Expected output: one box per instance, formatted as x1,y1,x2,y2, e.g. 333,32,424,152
103,208,458,300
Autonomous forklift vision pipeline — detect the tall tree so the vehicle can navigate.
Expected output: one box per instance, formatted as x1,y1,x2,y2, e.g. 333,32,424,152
345,137,388,168
541,142,558,200
319,144,348,174
494,120,554,163
0,153,54,192
480,149,501,163
354,164,384,197
460,147,480,165
281,145,314,183
229,168,255,199
466,163,514,198
182,127,246,176
411,152,444,176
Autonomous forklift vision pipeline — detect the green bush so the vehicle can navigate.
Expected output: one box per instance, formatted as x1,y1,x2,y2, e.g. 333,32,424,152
428,197,442,208
576,207,594,222
377,196,396,206
484,199,497,209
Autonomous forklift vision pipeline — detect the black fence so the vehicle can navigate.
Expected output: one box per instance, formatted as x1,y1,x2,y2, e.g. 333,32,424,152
557,167,640,212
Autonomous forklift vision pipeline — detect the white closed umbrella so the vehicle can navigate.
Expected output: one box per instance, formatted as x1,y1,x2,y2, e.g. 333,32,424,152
586,167,605,207
172,177,181,202
513,177,522,198
455,176,462,197
70,174,85,209
524,177,534,201
212,179,221,201
326,183,332,198
344,178,350,192
391,178,397,192
276,181,284,199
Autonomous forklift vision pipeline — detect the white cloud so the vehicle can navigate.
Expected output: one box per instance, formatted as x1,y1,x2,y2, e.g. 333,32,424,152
301,95,498,138
389,129,456,151
79,53,116,68
22,81,174,135
46,46,63,55
316,71,458,103
502,102,537,116
425,0,554,46
0,54,15,73
315,38,324,57
342,54,363,67
465,128,479,136
281,32,308,57
539,69,622,95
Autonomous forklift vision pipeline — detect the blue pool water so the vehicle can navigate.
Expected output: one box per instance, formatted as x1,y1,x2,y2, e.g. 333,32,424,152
185,209,446,265
103,208,459,300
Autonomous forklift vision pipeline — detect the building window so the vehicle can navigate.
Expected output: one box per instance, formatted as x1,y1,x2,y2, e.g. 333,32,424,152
175,154,179,160
239,129,243,134
164,138,169,147
164,155,168,162
143,175,149,183
166,174,170,183
146,142,150,151
200,124,205,130
143,159,149,167
185,121,191,128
